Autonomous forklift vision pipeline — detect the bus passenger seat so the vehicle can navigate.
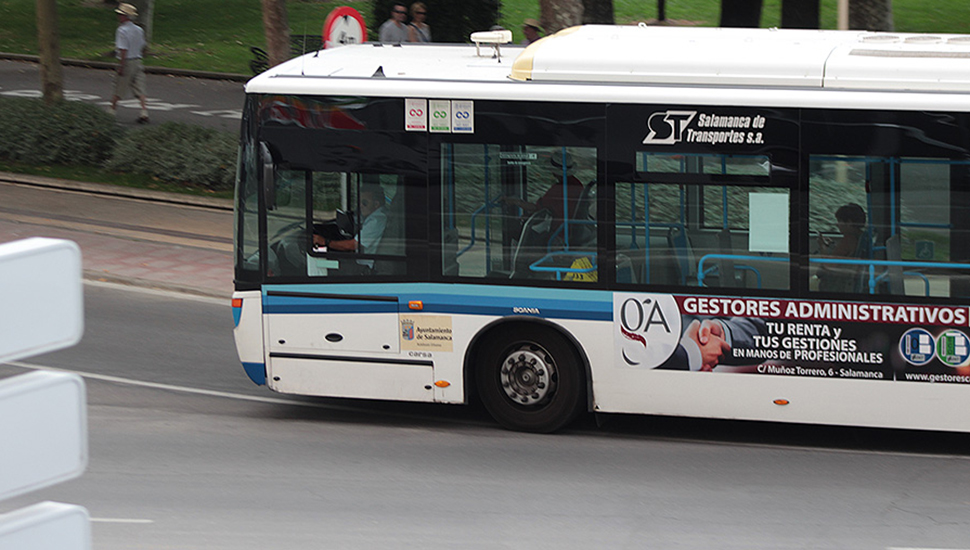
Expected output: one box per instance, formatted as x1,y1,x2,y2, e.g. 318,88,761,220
885,234,904,295
667,226,695,285
616,253,636,284
510,209,554,279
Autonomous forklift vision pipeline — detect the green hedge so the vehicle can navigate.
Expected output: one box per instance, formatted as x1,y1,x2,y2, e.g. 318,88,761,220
0,98,237,190
104,122,237,190
0,97,120,165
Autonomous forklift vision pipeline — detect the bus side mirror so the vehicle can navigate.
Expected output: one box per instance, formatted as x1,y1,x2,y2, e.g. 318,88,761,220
260,142,276,211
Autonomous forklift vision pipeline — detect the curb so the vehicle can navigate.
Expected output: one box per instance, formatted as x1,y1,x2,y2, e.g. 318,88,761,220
85,271,232,300
0,52,251,83
0,171,233,211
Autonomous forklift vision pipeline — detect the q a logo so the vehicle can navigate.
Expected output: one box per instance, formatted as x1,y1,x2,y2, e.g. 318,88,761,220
643,110,697,145
619,297,670,366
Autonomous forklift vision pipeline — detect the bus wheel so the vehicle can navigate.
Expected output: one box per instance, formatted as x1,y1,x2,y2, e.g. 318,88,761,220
475,324,585,433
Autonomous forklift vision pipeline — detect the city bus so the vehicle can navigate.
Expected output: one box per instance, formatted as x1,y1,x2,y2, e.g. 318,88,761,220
232,25,970,433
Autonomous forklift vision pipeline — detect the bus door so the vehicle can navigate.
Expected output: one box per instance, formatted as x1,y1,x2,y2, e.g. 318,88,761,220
256,125,432,400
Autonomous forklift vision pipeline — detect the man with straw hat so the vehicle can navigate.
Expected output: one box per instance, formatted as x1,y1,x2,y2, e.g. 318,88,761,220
521,19,543,45
110,3,149,123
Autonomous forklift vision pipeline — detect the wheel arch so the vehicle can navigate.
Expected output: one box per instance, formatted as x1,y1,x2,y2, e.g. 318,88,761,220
462,316,594,412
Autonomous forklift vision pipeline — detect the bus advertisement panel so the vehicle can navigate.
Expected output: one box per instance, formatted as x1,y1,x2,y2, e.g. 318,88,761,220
615,294,970,383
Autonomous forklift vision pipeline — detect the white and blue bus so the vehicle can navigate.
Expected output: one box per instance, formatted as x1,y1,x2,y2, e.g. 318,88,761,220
233,25,970,433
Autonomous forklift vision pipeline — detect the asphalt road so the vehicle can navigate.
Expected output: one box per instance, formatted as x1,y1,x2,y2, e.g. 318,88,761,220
0,59,245,132
2,283,970,550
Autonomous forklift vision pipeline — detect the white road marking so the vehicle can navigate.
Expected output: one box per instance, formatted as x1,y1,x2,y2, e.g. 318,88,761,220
7,361,325,408
0,88,228,116
91,518,154,524
192,109,243,119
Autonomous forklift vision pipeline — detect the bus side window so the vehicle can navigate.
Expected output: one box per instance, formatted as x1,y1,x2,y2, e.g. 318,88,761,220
810,156,970,298
440,143,597,282
614,181,790,291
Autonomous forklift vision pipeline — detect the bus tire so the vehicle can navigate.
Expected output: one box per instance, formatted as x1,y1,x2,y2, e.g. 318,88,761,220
475,324,586,433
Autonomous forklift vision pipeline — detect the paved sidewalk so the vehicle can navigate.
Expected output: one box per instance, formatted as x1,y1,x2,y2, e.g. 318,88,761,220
0,175,235,298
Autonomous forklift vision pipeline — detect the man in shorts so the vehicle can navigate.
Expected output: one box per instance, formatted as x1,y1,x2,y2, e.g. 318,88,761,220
110,3,149,123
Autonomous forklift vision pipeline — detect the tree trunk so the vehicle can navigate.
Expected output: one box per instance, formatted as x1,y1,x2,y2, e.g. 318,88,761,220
260,0,291,68
720,0,763,27
849,0,893,31
781,0,820,28
36,0,63,105
540,0,584,35
142,0,155,44
582,0,614,24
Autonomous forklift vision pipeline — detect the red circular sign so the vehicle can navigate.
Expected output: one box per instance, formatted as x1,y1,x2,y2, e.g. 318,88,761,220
323,6,367,49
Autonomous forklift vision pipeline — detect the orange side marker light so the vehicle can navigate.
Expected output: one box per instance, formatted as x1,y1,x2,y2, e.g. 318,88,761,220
434,380,450,388
409,301,424,310
773,399,790,406
231,298,243,308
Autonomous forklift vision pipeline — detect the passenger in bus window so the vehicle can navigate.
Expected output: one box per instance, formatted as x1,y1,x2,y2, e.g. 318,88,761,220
500,153,585,227
816,203,869,293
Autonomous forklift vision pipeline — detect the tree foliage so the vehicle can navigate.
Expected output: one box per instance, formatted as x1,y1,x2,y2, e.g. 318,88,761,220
371,0,500,43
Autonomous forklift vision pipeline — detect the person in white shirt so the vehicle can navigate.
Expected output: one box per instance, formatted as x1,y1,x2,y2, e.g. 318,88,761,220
110,3,149,123
315,184,388,255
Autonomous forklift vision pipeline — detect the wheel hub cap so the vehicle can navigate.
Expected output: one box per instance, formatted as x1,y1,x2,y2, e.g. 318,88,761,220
500,347,556,406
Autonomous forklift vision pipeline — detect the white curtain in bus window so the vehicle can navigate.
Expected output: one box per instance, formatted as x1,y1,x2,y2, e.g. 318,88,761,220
440,144,597,282
748,193,789,253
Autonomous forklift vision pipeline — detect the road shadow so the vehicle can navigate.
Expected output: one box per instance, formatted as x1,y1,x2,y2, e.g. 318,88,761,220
254,393,970,455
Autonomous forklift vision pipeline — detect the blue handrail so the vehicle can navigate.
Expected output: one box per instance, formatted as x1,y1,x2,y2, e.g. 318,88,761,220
874,269,931,296
697,254,787,287
456,199,500,257
810,258,970,295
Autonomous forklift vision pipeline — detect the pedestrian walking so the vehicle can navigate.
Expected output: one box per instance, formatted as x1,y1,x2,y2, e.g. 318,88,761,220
521,19,544,45
379,3,410,44
407,2,431,43
110,3,149,123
